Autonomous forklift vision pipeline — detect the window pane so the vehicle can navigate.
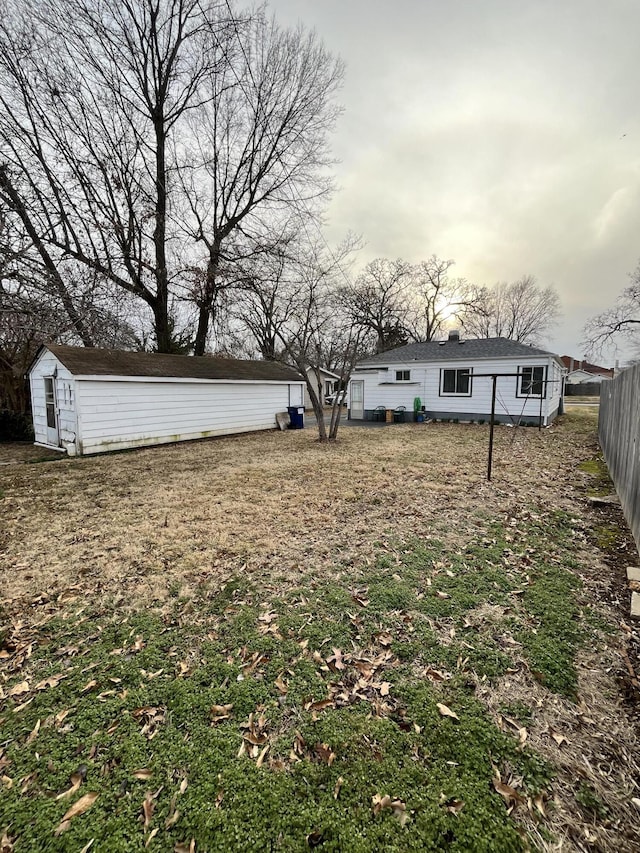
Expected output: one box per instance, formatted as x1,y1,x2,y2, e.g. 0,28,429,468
457,370,470,394
443,370,455,393
532,366,544,396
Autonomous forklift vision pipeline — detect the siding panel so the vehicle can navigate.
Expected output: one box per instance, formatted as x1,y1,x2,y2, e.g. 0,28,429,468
75,378,302,454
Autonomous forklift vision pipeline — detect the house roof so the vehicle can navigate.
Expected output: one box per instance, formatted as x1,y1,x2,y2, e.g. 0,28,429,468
559,356,613,376
38,344,304,383
357,337,562,366
305,366,341,380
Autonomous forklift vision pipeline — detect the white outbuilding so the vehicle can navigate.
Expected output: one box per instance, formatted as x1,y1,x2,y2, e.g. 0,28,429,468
29,344,305,456
349,333,566,426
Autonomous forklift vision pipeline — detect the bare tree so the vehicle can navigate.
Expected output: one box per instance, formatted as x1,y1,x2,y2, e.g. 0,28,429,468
463,275,560,344
180,12,344,355
583,262,640,356
337,257,412,353
279,238,362,442
404,256,480,342
0,0,234,352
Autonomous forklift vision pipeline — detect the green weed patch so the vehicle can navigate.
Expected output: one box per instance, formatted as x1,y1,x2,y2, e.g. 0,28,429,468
0,502,593,852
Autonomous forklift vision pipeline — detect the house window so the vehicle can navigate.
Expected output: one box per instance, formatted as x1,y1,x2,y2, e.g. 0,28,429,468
440,368,472,396
395,370,411,381
519,366,546,397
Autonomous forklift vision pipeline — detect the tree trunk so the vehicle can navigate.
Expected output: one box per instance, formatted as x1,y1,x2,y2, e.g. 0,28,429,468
194,240,223,356
153,118,171,353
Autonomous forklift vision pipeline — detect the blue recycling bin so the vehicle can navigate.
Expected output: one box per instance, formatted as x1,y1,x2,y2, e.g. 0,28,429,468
288,406,305,429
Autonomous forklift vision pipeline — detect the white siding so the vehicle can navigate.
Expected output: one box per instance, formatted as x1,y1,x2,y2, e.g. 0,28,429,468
354,356,564,424
29,351,77,450
74,377,303,455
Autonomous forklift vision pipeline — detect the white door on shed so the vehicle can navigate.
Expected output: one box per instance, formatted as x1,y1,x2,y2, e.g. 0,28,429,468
44,377,60,446
350,380,364,419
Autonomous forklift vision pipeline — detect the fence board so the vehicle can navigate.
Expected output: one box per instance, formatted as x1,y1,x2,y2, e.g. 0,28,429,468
598,364,640,554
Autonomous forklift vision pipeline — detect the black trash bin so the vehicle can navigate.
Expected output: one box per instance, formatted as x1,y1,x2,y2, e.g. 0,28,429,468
287,406,305,429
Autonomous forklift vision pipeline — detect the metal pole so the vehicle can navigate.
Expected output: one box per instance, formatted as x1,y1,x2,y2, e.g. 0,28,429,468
487,374,497,481
538,379,544,431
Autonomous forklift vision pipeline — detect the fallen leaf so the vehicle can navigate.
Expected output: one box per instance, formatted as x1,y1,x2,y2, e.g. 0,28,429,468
444,798,465,815
0,829,14,852
12,697,34,714
391,799,408,826
78,840,94,853
333,776,344,799
81,679,98,694
142,791,154,829
145,827,159,848
305,698,334,713
549,728,568,747
174,840,196,853
210,704,233,724
255,744,270,768
436,703,459,721
133,769,153,781
179,778,188,795
165,809,180,829
492,778,525,809
533,793,547,817
424,667,448,682
55,771,84,800
54,792,99,835
35,673,65,690
274,674,288,695
26,719,41,746
372,793,392,816
8,681,29,697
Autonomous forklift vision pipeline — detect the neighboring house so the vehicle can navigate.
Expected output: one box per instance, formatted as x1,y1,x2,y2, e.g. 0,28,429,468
560,357,614,385
350,332,566,426
304,366,341,409
29,344,305,456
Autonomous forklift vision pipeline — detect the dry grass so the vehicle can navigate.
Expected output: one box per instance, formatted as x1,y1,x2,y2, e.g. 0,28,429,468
1,411,639,851
0,417,597,611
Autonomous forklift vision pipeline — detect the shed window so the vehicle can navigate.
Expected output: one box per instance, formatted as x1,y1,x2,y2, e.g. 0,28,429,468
44,377,56,428
519,366,546,397
440,368,472,396
395,370,411,381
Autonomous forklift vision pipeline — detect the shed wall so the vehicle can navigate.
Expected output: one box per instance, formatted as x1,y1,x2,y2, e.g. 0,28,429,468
29,351,77,449
74,377,303,454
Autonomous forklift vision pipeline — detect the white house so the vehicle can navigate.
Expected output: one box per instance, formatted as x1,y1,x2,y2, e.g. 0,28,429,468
29,344,305,456
565,369,610,385
349,333,566,426
304,366,341,409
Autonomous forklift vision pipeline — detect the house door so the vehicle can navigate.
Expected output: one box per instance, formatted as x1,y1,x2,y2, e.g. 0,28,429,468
350,380,364,419
44,377,60,446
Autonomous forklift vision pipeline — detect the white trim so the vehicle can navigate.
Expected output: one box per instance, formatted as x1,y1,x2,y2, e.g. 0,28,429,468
72,374,304,385
34,442,65,453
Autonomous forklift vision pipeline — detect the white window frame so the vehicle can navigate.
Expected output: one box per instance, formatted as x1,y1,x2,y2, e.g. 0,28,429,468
440,367,473,397
518,366,546,398
395,369,411,382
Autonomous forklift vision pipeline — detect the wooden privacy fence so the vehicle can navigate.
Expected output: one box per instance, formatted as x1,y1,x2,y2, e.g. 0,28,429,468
599,364,640,553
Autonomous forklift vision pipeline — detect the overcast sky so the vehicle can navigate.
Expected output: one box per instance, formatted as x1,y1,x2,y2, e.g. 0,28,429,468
269,0,640,363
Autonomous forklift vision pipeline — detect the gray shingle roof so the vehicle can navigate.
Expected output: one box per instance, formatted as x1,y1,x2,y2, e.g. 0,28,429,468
357,337,561,366
42,345,304,383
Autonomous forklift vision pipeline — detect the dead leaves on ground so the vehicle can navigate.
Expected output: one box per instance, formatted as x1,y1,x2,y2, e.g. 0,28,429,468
54,792,99,835
372,794,409,826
